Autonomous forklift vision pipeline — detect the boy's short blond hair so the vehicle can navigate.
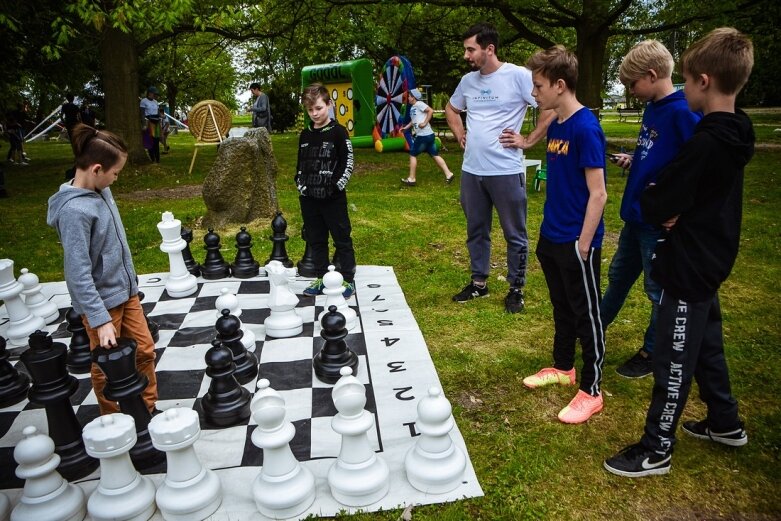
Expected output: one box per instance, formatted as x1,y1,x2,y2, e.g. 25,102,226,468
301,83,330,107
619,40,674,85
526,45,578,92
682,27,753,95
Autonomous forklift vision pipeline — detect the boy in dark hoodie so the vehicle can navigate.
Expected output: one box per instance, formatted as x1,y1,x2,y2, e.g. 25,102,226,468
604,27,754,477
47,123,158,415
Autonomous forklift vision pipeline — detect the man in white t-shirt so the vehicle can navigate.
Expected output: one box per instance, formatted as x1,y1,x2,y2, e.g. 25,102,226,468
400,88,454,186
446,21,555,313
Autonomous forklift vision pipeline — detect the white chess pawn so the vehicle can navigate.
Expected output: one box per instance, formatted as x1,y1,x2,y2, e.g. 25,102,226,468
328,367,389,506
318,266,357,331
11,426,86,521
404,386,466,494
263,261,303,338
215,288,255,352
157,211,198,298
250,379,315,518
82,414,156,521
0,491,10,521
149,408,221,521
18,268,59,324
0,259,46,347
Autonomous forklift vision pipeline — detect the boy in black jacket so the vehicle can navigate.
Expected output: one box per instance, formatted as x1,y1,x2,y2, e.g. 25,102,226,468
297,83,356,298
604,27,754,477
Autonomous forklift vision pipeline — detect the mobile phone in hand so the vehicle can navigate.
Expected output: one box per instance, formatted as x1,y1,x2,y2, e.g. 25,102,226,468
606,153,619,163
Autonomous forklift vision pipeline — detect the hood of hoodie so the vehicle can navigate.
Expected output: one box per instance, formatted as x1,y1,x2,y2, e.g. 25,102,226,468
46,182,102,228
697,108,755,169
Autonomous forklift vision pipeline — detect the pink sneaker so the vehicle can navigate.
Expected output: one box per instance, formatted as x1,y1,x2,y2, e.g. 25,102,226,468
558,390,603,424
522,367,576,389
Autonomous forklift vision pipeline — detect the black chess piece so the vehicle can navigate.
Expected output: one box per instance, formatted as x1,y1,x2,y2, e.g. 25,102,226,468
200,339,251,427
313,305,359,384
0,336,29,407
266,212,293,268
181,226,201,277
92,338,166,470
201,228,231,279
215,309,258,385
65,308,91,374
137,291,159,343
20,330,98,480
231,227,260,279
330,247,343,273
297,225,318,278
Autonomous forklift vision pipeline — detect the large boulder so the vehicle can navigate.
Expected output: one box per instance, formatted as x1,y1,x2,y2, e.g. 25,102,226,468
202,127,279,228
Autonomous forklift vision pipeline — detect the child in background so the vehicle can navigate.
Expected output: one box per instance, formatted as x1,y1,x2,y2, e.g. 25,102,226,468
400,88,454,186
159,106,171,153
47,123,158,415
296,83,357,299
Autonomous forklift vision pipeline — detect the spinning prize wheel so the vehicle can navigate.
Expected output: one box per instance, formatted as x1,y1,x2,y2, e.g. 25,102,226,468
375,56,416,138
187,99,232,175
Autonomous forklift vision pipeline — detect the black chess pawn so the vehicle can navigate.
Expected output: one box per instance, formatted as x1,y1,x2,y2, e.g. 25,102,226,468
313,305,359,384
200,339,251,427
137,291,159,343
201,228,231,280
266,212,293,268
20,330,98,480
215,309,258,385
0,336,29,407
181,226,201,277
92,338,166,470
65,308,91,374
231,227,260,279
297,225,318,278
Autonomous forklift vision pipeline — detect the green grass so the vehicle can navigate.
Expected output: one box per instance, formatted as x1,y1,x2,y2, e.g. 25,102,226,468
1,110,780,520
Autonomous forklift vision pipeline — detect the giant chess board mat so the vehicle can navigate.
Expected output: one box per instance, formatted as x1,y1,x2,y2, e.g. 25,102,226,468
0,265,483,519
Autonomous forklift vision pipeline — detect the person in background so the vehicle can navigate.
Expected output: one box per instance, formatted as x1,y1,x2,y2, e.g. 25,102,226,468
139,86,161,163
249,82,272,132
159,106,171,153
61,93,80,144
400,88,454,186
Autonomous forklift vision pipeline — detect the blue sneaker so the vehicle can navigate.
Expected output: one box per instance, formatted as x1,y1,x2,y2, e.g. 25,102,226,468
303,278,324,296
342,282,355,299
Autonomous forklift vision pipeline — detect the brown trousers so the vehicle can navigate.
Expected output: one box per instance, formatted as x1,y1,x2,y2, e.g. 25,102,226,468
82,295,158,414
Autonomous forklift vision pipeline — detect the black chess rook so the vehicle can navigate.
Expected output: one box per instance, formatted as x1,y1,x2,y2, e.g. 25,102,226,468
231,226,260,279
200,339,251,427
313,305,359,384
201,228,231,279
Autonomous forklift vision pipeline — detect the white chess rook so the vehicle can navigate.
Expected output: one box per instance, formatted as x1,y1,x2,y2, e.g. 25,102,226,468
82,414,156,521
250,379,316,518
149,408,221,521
328,367,389,507
18,268,59,324
0,259,46,347
318,266,356,331
215,288,256,352
11,426,86,521
157,212,198,298
404,387,466,494
263,261,303,338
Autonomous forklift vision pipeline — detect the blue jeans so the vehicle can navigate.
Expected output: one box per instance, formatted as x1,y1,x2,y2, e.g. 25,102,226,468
600,223,662,354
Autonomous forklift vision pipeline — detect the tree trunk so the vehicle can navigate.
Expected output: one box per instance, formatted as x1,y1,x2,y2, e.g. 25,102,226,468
575,26,609,110
100,26,150,165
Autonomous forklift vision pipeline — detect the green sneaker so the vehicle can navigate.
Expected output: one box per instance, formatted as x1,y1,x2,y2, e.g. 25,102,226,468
342,282,355,299
303,278,324,296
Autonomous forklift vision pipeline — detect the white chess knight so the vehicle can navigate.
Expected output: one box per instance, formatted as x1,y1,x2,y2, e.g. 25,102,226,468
149,408,222,521
250,379,316,518
18,268,59,324
404,386,466,494
264,260,303,338
0,258,46,347
157,211,198,298
318,266,357,331
215,288,256,352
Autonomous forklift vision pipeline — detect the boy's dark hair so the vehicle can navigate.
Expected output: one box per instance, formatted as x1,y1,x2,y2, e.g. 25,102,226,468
301,83,331,107
462,22,499,52
71,123,128,170
681,27,753,96
66,93,74,102
249,82,261,90
526,45,579,92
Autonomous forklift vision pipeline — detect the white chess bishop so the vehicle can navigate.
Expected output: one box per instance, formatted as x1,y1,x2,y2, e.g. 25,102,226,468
404,386,466,494
263,260,303,338
149,408,221,521
318,266,357,331
0,258,46,347
250,379,316,518
157,211,197,298
215,288,256,352
18,268,59,324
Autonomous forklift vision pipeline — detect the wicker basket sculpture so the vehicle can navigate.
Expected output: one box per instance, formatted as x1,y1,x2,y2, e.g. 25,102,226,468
188,100,231,143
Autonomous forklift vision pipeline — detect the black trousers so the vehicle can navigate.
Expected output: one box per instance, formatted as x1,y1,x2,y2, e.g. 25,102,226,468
536,236,605,396
299,193,356,283
641,291,740,455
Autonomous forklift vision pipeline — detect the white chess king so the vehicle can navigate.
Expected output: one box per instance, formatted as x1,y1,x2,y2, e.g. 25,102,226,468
157,211,197,298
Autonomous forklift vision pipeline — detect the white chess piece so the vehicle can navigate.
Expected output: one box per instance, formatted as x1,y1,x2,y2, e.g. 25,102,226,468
263,261,303,338
82,414,156,521
18,268,59,324
157,211,198,298
215,288,255,352
250,379,315,518
149,408,221,521
0,259,46,347
404,386,466,494
328,367,389,506
318,266,357,331
0,491,10,521
11,426,86,521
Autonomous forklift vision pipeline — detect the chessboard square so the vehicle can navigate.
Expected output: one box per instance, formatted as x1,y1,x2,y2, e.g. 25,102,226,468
146,312,187,330
190,295,219,313
240,307,270,325
75,404,100,427
148,297,196,315
168,326,216,347
198,281,242,298
156,398,196,412
159,282,203,301
155,329,177,347
307,416,340,459
196,423,250,469
157,344,211,371
258,359,313,391
156,369,207,400
137,284,166,303
238,294,269,314
79,388,98,406
0,447,22,489
50,320,70,338
68,376,95,405
181,308,220,328
296,294,316,308
154,346,166,365
0,409,48,447
289,418,312,461
238,280,269,295
260,336,314,363
240,425,264,467
277,388,313,423
296,305,316,324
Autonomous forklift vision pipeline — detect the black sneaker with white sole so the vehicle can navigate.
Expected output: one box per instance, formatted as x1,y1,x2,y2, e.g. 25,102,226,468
504,287,524,313
616,348,653,378
682,419,748,447
452,281,488,302
604,443,671,477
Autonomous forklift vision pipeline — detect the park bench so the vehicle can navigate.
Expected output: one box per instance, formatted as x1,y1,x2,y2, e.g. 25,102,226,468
617,107,642,122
